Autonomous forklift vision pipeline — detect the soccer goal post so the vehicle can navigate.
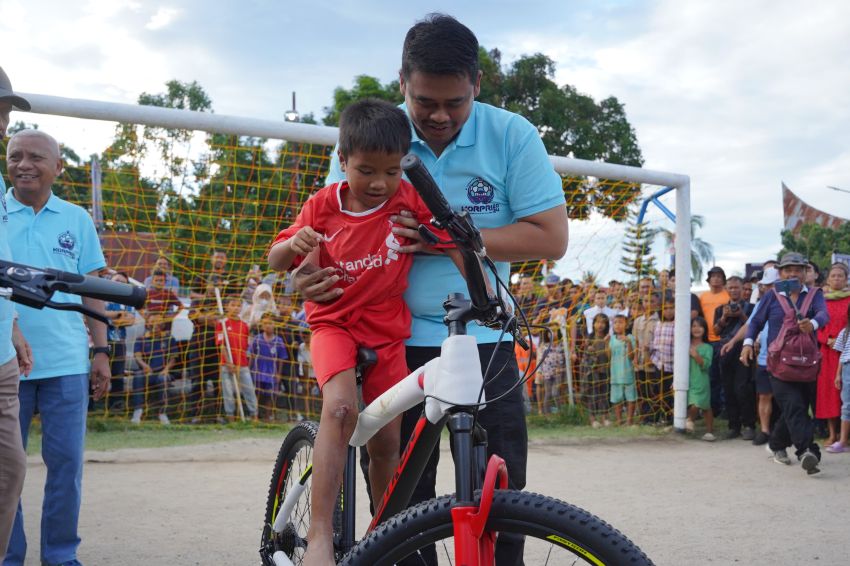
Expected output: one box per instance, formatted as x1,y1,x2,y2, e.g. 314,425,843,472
18,92,693,432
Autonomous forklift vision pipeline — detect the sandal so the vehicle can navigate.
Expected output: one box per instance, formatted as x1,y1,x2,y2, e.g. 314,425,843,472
825,441,848,454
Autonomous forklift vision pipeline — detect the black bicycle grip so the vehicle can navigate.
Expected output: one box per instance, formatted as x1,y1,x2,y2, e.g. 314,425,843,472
401,154,454,225
48,270,148,309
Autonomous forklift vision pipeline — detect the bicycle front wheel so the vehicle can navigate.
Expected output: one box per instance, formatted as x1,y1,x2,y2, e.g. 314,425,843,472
340,490,653,566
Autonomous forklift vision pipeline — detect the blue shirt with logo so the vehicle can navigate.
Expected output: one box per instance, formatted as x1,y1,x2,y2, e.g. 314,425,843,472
6,190,107,379
326,101,565,346
0,176,17,366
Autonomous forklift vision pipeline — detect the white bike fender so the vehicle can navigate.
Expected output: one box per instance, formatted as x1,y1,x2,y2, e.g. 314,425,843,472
349,366,427,447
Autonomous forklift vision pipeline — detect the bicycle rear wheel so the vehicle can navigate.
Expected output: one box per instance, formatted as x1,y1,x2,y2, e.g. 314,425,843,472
260,421,345,566
340,490,653,566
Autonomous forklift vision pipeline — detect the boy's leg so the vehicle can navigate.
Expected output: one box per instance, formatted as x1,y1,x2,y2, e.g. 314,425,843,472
305,369,358,566
238,367,258,417
365,415,402,507
220,366,235,417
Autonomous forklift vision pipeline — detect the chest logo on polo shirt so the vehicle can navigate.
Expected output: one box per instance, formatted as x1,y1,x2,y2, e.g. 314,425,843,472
54,230,78,259
462,177,500,214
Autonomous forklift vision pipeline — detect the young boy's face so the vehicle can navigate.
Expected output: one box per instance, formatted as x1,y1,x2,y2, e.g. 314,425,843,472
339,150,405,212
662,304,675,321
261,319,275,335
594,291,607,308
226,299,241,317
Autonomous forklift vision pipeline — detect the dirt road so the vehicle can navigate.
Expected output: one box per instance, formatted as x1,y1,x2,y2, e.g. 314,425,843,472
18,434,850,565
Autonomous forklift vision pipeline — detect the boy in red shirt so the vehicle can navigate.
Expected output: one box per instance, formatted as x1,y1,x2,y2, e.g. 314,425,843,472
145,269,183,324
216,296,258,419
268,99,457,566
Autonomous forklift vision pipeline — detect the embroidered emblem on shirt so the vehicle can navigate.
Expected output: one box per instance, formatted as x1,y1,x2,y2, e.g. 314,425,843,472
53,230,78,259
462,177,500,214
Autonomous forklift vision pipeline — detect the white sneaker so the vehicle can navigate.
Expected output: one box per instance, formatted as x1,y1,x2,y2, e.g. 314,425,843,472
158,413,171,425
603,419,612,427
131,409,143,424
702,432,716,442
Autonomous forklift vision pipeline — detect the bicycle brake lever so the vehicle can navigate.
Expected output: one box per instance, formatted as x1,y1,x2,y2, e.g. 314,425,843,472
417,224,441,246
44,300,110,325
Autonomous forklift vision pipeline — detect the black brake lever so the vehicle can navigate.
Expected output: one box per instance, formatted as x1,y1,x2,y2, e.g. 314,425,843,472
44,300,110,325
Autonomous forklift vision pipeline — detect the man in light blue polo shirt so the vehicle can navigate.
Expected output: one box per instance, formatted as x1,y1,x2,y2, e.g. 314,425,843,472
0,66,34,563
302,14,568,564
4,129,110,566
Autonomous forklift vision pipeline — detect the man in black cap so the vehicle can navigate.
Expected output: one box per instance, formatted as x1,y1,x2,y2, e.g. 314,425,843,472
0,65,33,560
700,266,731,418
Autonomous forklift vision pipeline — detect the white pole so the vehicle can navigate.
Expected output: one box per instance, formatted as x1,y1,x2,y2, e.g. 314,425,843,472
558,319,575,407
672,178,692,432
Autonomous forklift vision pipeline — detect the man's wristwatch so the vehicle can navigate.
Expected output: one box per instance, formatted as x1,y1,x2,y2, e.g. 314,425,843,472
92,346,110,356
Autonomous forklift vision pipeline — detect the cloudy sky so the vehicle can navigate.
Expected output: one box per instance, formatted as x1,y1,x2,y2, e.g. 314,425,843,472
2,0,848,285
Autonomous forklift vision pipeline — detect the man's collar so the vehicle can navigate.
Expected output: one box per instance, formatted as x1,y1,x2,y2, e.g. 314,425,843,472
6,188,59,213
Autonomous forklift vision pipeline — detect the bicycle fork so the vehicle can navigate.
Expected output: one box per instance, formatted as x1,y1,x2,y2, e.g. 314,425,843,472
448,412,509,566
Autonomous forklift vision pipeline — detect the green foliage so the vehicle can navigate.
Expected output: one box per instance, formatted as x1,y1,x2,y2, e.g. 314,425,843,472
620,209,657,280
780,222,850,270
654,215,714,282
321,48,644,220
322,75,404,126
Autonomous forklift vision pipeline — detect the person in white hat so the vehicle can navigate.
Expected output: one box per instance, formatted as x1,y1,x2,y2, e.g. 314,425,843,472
0,65,33,560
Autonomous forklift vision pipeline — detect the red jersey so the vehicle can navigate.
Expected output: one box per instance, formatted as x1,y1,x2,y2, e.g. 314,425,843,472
272,180,448,334
216,318,250,367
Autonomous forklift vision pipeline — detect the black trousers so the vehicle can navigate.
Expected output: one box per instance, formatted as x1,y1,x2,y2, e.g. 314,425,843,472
720,355,756,431
709,341,724,417
360,341,527,565
768,376,819,458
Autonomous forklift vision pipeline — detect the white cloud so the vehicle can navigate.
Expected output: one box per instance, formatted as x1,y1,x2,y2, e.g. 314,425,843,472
146,7,180,30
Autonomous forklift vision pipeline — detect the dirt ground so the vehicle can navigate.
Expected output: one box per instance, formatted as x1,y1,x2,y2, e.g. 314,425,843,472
18,433,850,565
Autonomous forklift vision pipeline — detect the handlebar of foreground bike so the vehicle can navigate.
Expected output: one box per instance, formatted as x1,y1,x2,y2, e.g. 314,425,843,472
0,259,147,324
401,153,501,323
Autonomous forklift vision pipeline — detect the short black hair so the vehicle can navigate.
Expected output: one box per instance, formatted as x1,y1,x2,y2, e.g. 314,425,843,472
338,99,411,158
401,13,479,82
726,275,743,284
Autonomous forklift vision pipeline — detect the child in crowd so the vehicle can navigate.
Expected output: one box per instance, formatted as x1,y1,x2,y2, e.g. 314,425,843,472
581,313,611,427
144,269,183,324
609,314,637,425
537,328,564,414
217,296,258,420
827,304,850,453
131,321,177,424
267,99,458,566
686,317,715,441
248,314,288,420
105,271,136,410
651,292,676,422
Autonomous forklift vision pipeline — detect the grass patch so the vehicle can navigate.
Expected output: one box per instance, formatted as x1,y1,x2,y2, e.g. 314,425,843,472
25,418,291,455
24,411,676,456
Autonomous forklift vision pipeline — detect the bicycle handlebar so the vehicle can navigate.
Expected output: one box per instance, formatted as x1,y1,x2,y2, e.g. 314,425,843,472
401,154,455,227
0,259,147,323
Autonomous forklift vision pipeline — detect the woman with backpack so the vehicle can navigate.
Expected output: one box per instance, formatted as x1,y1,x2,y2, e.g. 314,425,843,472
741,252,829,476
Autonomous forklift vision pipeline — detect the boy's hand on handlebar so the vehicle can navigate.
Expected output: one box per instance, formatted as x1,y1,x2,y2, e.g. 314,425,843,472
290,226,323,256
293,265,343,303
391,211,441,254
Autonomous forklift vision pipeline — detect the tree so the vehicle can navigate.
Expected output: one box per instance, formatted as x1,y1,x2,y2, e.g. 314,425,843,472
654,215,714,282
620,210,657,280
781,222,850,270
321,48,644,221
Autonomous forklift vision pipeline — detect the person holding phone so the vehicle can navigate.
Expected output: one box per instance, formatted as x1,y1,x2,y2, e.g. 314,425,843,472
742,252,829,475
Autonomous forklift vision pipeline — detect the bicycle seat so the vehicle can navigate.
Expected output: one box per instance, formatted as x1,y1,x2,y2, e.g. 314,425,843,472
355,347,378,384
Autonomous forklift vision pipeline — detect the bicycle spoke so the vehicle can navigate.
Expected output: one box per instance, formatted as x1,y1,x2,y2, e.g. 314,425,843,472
439,541,453,566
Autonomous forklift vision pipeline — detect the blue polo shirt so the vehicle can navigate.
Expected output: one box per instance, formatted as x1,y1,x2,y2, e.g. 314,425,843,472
326,101,565,346
0,176,17,366
6,189,107,379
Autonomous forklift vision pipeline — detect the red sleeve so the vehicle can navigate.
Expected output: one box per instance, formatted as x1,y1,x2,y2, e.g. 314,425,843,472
215,321,224,345
408,188,453,250
269,193,319,268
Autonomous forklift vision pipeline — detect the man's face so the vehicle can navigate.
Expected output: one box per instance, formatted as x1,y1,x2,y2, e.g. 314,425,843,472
742,282,753,301
211,252,226,271
726,280,742,301
708,273,725,288
594,291,607,308
6,134,62,198
780,265,804,281
0,101,12,139
155,258,169,271
399,70,480,154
